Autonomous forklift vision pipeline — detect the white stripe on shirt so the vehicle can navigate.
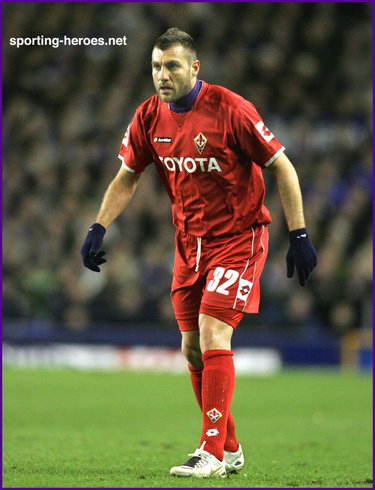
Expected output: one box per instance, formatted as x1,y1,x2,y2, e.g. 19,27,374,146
118,155,136,173
264,146,285,167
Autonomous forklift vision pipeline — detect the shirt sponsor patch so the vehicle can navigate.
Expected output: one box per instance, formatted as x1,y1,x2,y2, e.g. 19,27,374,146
154,137,172,143
255,121,274,142
159,156,222,173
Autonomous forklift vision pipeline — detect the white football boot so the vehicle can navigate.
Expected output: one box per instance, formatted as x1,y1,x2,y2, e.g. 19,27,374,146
170,448,227,478
224,443,245,473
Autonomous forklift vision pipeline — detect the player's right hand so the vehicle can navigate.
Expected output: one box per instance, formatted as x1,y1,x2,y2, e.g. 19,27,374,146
80,223,107,272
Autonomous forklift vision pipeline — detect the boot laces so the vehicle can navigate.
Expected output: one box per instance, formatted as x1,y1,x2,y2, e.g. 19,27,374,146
187,450,212,468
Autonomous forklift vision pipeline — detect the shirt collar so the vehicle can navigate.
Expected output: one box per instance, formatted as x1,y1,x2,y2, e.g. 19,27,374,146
169,79,202,113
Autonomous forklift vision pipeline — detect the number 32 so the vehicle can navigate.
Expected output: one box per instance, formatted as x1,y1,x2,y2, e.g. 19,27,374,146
207,267,239,296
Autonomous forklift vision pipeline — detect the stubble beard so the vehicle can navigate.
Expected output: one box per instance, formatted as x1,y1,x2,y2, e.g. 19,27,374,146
155,75,193,103
157,89,175,103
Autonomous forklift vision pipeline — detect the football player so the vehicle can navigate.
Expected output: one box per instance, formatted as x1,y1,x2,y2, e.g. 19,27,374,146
81,28,317,478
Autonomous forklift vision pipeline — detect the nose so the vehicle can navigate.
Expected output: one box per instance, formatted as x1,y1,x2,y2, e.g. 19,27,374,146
158,65,170,82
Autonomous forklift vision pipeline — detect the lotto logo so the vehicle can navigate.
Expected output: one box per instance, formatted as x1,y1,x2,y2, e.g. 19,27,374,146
122,125,130,147
206,428,219,437
255,121,274,142
154,136,172,143
236,278,253,302
206,408,222,423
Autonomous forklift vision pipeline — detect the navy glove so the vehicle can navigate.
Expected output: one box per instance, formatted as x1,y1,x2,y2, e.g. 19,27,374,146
80,223,107,272
286,228,317,286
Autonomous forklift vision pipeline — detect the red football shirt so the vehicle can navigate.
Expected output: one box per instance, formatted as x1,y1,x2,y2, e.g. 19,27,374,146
118,81,285,237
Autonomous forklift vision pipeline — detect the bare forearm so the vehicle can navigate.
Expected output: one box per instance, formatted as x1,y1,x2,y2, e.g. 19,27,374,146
96,182,131,228
96,168,140,228
268,153,305,231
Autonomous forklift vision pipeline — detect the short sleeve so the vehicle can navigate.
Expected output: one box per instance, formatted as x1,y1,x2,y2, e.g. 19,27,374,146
233,100,285,168
118,109,154,173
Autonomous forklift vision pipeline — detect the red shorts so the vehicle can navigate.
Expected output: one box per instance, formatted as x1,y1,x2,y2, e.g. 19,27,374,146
171,225,269,331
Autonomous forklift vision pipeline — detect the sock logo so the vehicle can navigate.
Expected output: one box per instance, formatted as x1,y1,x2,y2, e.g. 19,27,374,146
206,428,219,437
206,408,222,423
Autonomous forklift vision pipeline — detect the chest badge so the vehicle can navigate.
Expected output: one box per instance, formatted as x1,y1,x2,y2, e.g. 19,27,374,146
194,132,207,154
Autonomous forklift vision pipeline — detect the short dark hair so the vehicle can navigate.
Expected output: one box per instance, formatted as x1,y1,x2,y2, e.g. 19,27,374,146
154,27,197,61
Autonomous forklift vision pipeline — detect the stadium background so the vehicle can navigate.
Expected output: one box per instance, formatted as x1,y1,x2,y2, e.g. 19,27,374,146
3,2,372,370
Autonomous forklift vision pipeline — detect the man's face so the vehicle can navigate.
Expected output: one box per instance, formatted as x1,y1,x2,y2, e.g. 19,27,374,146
152,44,199,103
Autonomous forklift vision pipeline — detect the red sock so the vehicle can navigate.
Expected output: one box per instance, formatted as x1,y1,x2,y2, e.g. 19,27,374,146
198,349,236,461
188,364,239,452
188,364,203,411
225,413,239,453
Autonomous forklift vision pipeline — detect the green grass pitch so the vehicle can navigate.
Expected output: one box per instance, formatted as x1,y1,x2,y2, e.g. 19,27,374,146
3,367,372,488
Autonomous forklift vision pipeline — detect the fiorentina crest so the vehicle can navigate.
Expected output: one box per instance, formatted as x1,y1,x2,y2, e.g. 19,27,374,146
206,408,222,423
194,132,207,154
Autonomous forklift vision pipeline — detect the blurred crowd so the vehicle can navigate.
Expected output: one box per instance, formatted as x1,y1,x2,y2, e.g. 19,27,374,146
3,3,372,336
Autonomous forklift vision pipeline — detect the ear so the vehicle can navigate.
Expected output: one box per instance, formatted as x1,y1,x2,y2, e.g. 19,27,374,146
192,59,200,77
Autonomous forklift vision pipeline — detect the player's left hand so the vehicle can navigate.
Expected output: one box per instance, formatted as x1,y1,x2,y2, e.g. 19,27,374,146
286,228,317,286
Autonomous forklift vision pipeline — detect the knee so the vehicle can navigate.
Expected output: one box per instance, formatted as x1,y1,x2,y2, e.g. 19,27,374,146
199,314,233,353
181,340,202,369
199,324,221,353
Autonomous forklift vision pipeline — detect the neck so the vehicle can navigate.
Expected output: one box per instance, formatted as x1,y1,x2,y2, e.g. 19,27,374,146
169,78,202,113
